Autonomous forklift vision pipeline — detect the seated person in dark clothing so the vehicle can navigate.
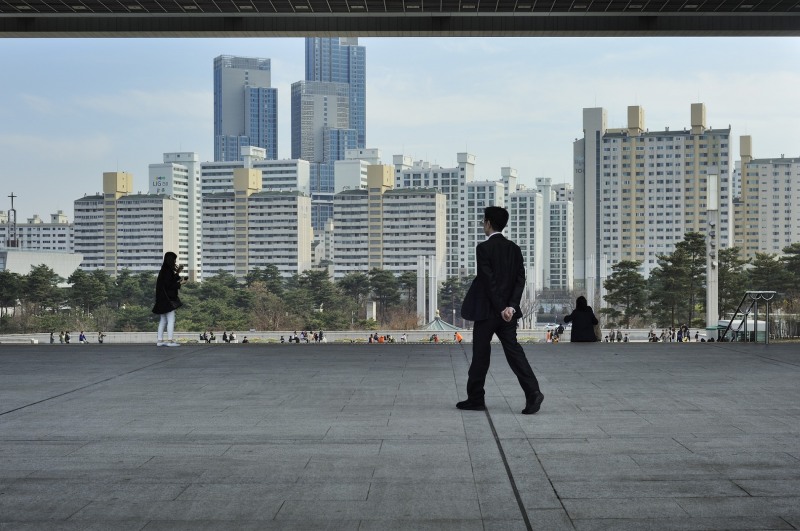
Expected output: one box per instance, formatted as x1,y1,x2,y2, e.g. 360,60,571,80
563,296,600,342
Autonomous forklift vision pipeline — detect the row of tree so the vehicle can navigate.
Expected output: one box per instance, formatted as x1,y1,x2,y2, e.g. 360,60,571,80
601,233,800,329
2,232,799,333
0,265,423,334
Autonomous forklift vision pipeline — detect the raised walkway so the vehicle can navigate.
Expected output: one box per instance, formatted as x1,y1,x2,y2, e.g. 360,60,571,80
1,342,799,530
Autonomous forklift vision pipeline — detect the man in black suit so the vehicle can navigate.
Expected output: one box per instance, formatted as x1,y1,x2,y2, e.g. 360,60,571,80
458,206,544,415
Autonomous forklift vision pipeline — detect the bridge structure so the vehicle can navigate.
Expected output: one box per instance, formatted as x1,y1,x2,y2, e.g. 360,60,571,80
2,0,800,37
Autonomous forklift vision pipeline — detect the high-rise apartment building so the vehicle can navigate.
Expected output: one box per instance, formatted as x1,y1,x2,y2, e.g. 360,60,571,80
149,152,202,281
201,146,311,198
291,80,356,231
305,37,366,149
334,148,381,193
332,165,446,281
393,153,476,279
735,135,800,259
507,186,544,298
292,38,366,232
574,103,731,305
74,172,179,275
0,210,72,253
534,178,573,291
213,55,277,162
202,169,312,280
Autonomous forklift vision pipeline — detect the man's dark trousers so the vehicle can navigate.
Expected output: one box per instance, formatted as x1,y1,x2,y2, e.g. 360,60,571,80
467,314,540,402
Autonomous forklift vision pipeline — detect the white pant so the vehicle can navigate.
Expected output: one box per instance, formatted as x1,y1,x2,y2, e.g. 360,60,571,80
157,311,176,341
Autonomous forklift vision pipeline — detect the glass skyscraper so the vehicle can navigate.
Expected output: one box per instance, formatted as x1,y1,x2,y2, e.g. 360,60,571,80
292,38,365,232
213,55,278,162
305,37,366,149
291,80,357,232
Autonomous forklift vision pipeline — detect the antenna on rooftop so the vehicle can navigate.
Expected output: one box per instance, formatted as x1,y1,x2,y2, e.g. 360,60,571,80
6,192,20,248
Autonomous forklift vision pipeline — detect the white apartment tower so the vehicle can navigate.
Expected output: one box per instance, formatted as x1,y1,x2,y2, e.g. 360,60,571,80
74,172,179,274
332,188,369,277
735,135,800,259
149,152,202,281
332,165,446,280
464,179,505,276
202,168,312,280
0,211,72,253
394,152,476,279
535,178,574,291
574,103,731,305
202,146,311,198
507,187,544,299
382,188,446,275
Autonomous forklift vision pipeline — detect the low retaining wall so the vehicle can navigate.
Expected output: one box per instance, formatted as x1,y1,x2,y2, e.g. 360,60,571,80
1,329,687,345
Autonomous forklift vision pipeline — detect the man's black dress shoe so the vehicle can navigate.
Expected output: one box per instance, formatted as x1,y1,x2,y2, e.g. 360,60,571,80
521,391,544,415
456,399,486,411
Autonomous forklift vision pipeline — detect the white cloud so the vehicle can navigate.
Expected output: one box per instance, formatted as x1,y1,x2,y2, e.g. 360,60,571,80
20,94,57,114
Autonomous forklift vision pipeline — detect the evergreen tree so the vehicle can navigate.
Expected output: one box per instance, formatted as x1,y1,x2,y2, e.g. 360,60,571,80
717,247,748,318
438,276,470,326
397,271,417,312
748,252,793,293
368,268,400,323
648,252,689,327
0,270,23,317
337,272,371,316
601,260,647,328
674,232,707,327
24,264,63,316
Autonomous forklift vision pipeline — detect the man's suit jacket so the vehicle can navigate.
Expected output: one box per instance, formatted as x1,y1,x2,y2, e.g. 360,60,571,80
461,233,526,322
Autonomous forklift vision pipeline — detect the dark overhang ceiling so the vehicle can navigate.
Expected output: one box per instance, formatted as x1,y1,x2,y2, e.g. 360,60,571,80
2,0,799,37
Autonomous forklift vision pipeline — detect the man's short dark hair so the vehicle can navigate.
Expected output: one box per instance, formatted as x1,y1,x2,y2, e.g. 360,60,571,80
484,206,509,232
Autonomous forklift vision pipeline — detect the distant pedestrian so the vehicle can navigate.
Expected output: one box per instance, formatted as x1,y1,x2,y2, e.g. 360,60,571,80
79,331,87,343
65,331,71,344
152,251,185,347
59,331,65,344
50,331,55,344
564,296,599,342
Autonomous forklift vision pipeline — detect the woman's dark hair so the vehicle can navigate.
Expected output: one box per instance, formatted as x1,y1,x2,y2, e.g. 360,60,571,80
576,295,588,309
161,251,178,272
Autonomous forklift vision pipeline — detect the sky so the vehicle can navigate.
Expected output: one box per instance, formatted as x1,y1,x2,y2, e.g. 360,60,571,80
1,36,799,220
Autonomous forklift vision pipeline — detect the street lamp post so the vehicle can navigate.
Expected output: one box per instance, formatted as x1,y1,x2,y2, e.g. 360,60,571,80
706,173,720,340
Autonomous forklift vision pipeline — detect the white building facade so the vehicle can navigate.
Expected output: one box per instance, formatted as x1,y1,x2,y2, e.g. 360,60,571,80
393,152,476,279
0,210,72,253
574,103,731,305
73,173,180,275
736,135,800,258
202,169,312,280
149,151,202,281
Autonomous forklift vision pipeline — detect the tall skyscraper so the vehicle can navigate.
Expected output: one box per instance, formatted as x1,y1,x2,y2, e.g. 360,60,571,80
293,38,366,232
213,55,277,162
305,37,366,149
291,80,357,231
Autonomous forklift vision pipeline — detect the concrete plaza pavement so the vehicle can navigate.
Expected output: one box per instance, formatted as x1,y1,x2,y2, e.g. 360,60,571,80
1,341,799,530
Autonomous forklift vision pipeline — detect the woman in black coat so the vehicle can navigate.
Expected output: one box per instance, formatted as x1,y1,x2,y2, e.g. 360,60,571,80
563,296,599,342
152,251,184,347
